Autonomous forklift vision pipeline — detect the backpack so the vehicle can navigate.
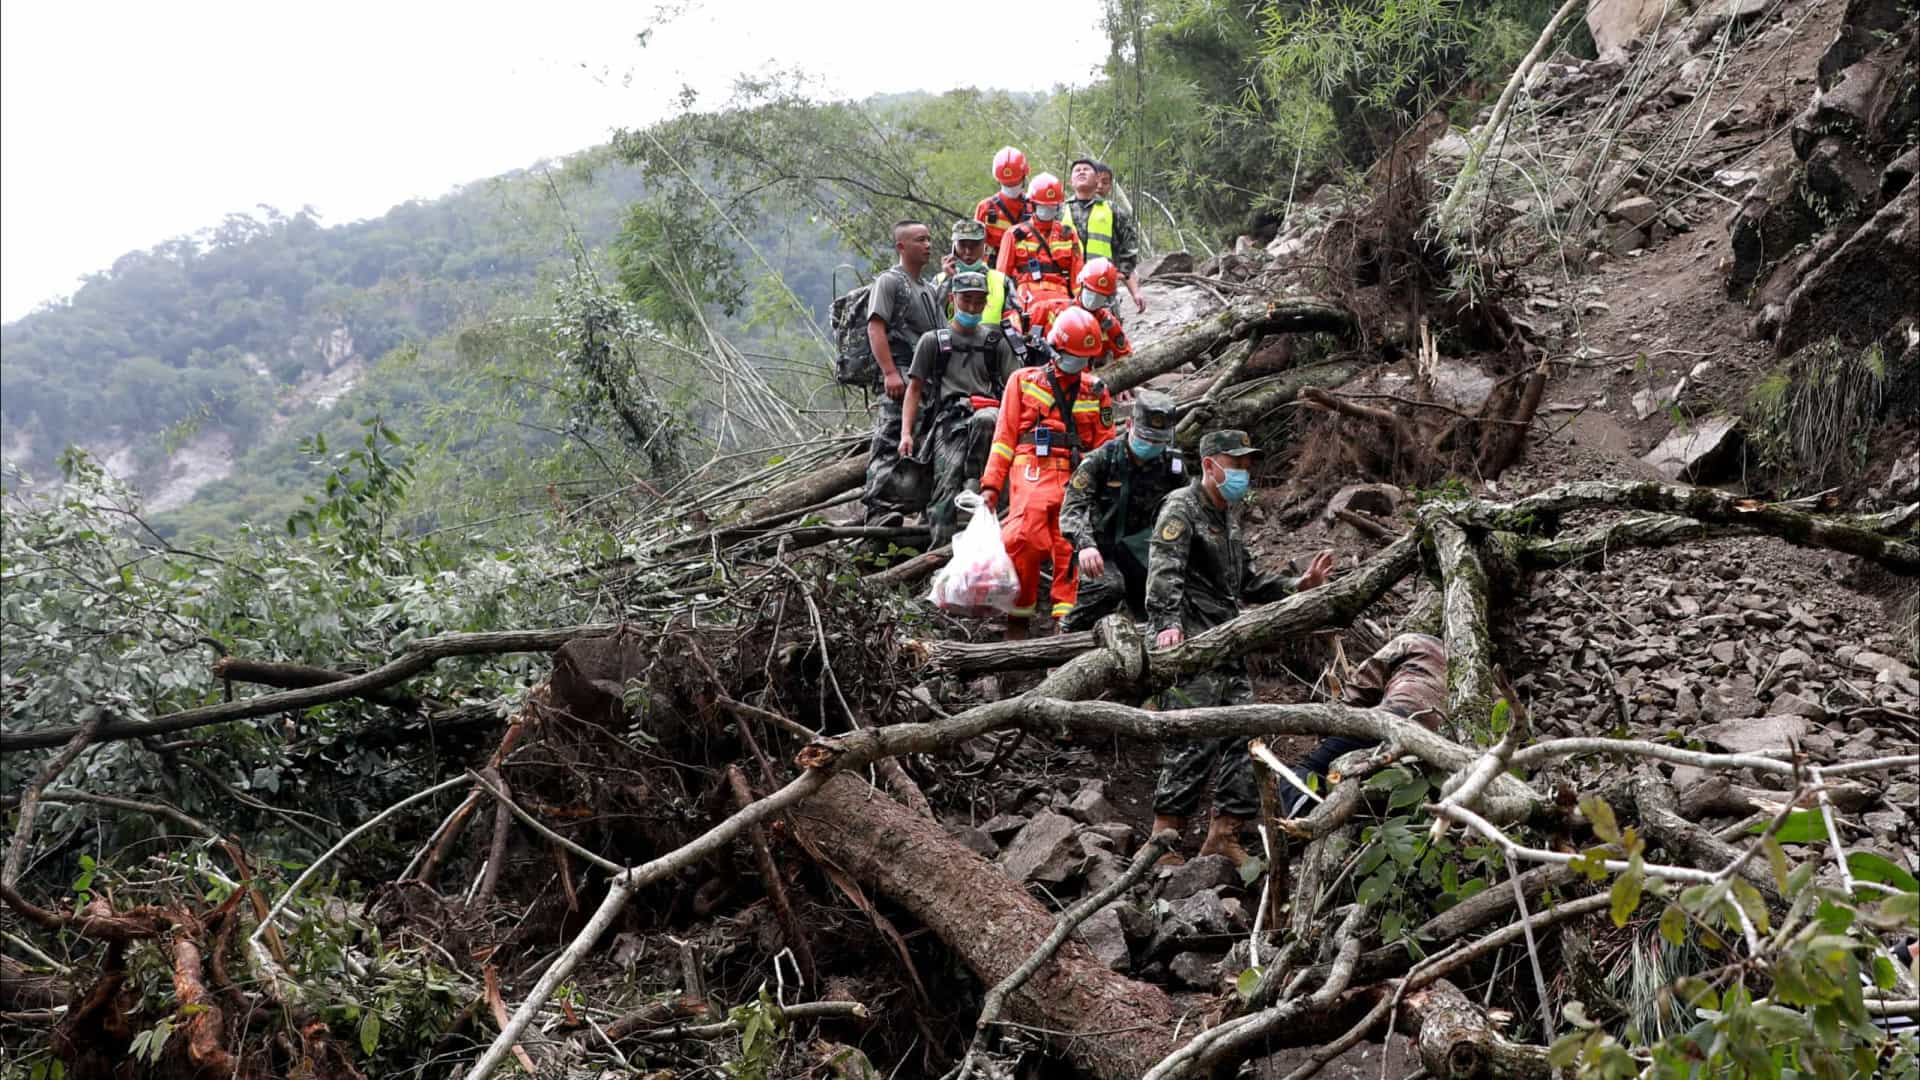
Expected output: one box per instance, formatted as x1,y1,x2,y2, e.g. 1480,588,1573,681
931,327,1002,380
829,280,881,388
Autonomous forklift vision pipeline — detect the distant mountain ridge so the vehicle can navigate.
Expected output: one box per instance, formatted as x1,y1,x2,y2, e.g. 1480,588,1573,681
0,150,651,508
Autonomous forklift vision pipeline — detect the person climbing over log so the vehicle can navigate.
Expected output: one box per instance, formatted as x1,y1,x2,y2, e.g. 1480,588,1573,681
1145,429,1336,866
1281,632,1449,814
1058,390,1184,632
978,308,1116,639
898,271,1020,548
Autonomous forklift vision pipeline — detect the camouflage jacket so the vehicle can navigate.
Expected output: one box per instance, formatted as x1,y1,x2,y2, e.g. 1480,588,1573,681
1060,440,1188,555
1342,632,1448,728
1145,481,1297,635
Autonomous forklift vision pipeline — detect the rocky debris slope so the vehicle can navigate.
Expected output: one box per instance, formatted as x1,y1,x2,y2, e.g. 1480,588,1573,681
945,778,1265,995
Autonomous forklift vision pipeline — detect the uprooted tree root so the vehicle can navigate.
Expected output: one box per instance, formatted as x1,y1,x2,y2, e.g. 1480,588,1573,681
9,480,1912,1079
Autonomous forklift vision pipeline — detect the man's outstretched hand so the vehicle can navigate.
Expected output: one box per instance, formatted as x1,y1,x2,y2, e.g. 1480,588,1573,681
1297,549,1337,591
1155,626,1184,649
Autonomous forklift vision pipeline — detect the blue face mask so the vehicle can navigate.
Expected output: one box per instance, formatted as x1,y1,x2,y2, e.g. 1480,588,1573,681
1217,466,1251,503
1054,353,1087,375
1129,433,1164,459
954,259,988,275
954,310,983,328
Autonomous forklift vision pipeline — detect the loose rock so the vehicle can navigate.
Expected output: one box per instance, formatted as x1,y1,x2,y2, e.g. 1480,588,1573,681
1160,854,1239,901
998,811,1084,885
1077,904,1132,972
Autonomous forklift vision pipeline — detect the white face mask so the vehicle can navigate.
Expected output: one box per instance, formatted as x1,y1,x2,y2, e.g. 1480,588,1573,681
1080,289,1111,311
999,184,1024,199
1033,204,1061,223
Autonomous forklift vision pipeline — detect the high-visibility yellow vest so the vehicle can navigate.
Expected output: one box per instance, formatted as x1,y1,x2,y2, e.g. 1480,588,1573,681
1070,199,1114,260
936,268,1010,325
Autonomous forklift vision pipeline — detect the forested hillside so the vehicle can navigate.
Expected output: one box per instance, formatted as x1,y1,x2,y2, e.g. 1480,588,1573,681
4,1,1916,1078
2,0,1577,537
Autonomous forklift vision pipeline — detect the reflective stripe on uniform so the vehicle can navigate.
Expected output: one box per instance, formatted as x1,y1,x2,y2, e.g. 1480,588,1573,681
991,441,1015,461
1050,602,1074,618
1072,400,1102,413
1019,381,1056,410
1009,603,1037,617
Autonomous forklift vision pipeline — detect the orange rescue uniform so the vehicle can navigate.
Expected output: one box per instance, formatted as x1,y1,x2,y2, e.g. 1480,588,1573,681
997,220,1084,332
1087,306,1133,366
974,192,1031,256
981,365,1116,619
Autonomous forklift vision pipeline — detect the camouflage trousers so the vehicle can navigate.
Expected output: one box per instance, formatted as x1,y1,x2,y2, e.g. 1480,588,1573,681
1152,660,1261,819
1058,549,1147,632
925,404,999,548
863,396,931,521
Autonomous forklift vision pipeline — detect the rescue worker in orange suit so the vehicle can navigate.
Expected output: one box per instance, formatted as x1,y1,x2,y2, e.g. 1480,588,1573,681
978,308,1116,639
1069,257,1133,368
996,172,1083,339
974,147,1032,256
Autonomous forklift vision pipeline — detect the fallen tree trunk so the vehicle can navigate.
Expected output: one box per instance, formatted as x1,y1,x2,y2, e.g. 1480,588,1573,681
862,542,950,587
1402,978,1553,1078
1175,360,1368,448
3,625,623,753
210,656,422,709
1446,482,1920,573
726,450,869,522
1434,518,1499,729
1103,297,1356,395
798,774,1180,1080
914,532,1419,678
1519,513,1758,568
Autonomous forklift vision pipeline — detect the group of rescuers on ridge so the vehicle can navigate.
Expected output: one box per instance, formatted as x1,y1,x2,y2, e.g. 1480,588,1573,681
853,148,1450,866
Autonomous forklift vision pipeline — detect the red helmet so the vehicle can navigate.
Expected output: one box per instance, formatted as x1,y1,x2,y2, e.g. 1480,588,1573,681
1027,172,1064,206
1077,258,1119,296
992,146,1028,186
1048,306,1105,359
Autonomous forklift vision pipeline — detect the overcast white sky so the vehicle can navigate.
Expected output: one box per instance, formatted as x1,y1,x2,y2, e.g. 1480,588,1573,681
1,1,1109,322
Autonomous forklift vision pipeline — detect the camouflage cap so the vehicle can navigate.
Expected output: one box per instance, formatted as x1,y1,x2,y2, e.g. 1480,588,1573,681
951,218,988,242
1131,390,1178,444
950,271,989,294
1197,429,1262,458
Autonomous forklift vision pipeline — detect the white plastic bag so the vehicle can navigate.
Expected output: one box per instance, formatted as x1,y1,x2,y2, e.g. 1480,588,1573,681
927,492,1020,613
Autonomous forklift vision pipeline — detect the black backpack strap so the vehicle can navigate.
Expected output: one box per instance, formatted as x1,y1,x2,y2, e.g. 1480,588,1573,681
934,328,953,377
1045,366,1082,464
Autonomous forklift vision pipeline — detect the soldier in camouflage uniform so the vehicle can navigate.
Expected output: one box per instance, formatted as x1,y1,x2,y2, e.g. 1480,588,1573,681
898,272,1020,548
1144,430,1336,866
1058,391,1186,630
862,222,942,525
1281,632,1448,814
